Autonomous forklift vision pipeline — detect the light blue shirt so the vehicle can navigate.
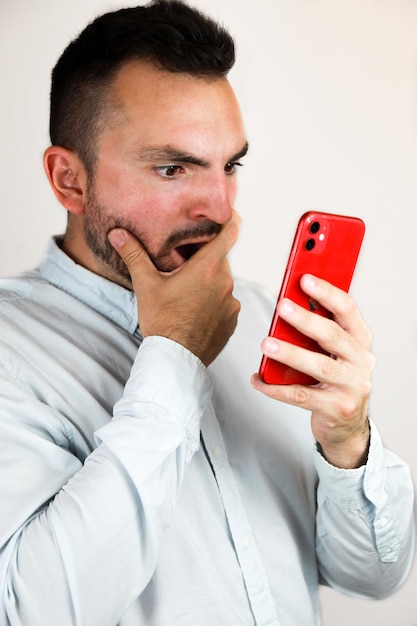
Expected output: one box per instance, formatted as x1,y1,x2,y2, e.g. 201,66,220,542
0,238,414,626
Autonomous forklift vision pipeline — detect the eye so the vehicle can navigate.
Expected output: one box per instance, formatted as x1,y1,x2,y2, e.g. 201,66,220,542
224,161,243,175
155,165,183,178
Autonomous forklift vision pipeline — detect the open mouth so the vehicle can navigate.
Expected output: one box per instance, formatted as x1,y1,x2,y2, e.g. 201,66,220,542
175,242,205,261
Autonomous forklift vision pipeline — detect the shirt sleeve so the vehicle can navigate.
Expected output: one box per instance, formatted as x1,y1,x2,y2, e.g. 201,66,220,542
314,419,415,599
0,336,211,626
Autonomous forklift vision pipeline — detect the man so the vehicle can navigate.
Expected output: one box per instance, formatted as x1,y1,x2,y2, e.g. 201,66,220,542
0,1,414,625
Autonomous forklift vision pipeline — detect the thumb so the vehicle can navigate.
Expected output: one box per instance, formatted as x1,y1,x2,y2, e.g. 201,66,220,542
216,209,241,256
190,209,241,266
108,228,156,283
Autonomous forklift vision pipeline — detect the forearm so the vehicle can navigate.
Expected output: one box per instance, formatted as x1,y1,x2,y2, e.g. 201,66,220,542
317,416,370,470
4,445,163,626
315,421,415,598
1,337,209,626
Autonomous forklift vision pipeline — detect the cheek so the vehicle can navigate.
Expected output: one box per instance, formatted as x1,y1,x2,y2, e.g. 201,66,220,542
229,178,238,204
99,173,173,220
117,199,180,255
92,165,187,242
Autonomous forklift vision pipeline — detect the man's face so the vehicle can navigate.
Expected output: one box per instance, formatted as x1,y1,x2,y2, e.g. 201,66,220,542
81,59,247,282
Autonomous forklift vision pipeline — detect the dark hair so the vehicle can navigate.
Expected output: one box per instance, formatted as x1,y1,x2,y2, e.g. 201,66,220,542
49,0,235,176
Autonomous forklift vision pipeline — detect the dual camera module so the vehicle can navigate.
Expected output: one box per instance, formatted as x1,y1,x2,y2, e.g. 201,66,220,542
305,221,323,251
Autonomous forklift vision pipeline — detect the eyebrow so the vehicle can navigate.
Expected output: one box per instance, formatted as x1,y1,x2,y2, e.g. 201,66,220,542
136,141,249,167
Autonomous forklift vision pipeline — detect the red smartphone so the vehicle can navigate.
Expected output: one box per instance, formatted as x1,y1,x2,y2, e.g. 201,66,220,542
259,211,365,385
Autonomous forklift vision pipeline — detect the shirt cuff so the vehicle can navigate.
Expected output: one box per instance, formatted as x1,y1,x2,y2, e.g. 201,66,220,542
120,335,211,432
315,419,404,562
314,445,367,507
95,336,212,476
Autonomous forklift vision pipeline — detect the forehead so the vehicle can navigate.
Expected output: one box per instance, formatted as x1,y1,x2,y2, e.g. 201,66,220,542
102,59,245,154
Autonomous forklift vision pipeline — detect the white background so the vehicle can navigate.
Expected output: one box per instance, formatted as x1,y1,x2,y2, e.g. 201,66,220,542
1,1,417,624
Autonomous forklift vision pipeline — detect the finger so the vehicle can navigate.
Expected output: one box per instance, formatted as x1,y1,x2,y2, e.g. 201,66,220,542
261,335,349,386
277,297,359,363
300,274,372,348
188,210,241,266
276,298,376,383
251,371,323,411
251,371,370,424
108,228,157,284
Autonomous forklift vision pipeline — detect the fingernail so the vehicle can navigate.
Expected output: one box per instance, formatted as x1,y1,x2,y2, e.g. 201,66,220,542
108,229,127,248
264,337,280,353
279,299,295,315
302,274,316,290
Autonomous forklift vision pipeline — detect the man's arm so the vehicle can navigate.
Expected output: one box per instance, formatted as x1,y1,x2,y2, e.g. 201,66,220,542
315,420,415,597
1,217,241,625
0,339,209,626
107,211,241,367
251,274,415,596
251,273,374,469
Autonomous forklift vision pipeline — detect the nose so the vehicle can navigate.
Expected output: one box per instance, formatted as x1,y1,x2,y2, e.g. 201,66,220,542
187,172,235,225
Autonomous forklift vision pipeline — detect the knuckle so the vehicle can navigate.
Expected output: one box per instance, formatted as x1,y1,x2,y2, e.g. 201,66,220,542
121,246,144,268
340,292,356,317
223,272,234,293
361,378,373,397
364,327,373,349
325,319,344,345
292,385,311,405
355,366,373,397
366,351,376,373
337,395,358,420
231,295,241,315
227,219,240,244
319,354,340,380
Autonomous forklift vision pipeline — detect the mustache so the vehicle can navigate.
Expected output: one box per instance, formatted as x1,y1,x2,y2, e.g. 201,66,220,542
161,221,221,252
104,220,222,272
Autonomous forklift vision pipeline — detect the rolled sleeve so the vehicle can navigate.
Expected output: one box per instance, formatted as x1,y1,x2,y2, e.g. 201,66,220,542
314,420,415,598
96,336,212,481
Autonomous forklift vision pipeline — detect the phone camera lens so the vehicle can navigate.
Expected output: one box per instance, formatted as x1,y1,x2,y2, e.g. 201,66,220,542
310,221,320,234
305,238,315,251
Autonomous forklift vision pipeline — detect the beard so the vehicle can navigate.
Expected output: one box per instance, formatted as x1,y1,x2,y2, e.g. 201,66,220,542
83,185,221,281
83,190,137,283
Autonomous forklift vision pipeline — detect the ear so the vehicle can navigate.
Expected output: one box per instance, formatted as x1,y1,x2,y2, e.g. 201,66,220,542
43,146,88,215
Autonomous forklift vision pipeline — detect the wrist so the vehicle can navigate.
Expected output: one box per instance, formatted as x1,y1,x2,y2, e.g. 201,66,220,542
317,420,370,469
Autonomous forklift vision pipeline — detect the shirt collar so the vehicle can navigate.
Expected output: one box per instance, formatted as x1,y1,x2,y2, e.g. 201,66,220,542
40,237,139,335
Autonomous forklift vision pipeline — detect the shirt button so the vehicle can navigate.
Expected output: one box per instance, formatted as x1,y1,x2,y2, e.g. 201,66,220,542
377,517,388,529
242,535,251,549
212,446,222,459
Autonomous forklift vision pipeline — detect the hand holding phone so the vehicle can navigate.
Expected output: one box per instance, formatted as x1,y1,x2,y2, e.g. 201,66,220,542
259,211,365,385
